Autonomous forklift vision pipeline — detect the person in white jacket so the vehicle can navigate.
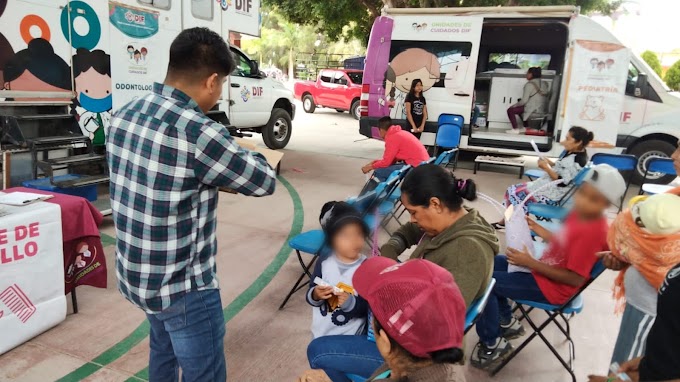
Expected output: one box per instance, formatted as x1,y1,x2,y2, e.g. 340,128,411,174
506,67,549,135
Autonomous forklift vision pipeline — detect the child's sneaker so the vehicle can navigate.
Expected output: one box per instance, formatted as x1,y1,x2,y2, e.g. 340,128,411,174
501,317,526,339
471,338,514,371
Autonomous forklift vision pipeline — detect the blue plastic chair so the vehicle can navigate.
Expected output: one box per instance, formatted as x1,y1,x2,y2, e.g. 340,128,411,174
491,260,606,382
527,165,592,221
464,278,496,334
433,148,458,167
591,153,637,211
640,157,677,195
435,114,463,168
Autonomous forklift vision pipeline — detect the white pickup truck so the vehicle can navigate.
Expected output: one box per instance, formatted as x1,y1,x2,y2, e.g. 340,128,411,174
214,46,296,150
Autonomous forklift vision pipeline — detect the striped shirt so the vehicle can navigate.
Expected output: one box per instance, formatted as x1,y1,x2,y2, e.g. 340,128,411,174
107,83,276,313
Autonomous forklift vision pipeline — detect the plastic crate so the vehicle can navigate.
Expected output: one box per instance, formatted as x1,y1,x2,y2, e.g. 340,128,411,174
22,175,98,202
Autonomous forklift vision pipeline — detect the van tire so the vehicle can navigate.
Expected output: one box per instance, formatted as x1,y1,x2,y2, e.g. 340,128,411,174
262,108,292,150
303,95,316,113
629,139,677,185
351,100,360,120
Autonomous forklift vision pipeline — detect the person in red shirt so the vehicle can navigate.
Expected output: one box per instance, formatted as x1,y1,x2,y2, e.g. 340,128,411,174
471,164,626,371
362,116,430,182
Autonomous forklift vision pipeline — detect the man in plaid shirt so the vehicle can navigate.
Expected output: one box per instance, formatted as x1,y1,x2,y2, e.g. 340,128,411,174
107,28,276,382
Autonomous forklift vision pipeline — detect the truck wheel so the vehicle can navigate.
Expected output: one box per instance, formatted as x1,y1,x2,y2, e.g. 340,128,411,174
351,100,360,120
629,139,677,185
302,95,316,113
262,108,292,150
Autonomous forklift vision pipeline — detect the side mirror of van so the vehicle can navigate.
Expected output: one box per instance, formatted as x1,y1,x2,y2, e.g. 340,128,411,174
250,60,260,77
635,73,649,98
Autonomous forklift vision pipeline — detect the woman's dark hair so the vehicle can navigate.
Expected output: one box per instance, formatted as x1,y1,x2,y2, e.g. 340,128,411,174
568,125,594,148
527,66,542,79
401,164,476,212
3,38,71,90
408,78,423,98
374,317,463,365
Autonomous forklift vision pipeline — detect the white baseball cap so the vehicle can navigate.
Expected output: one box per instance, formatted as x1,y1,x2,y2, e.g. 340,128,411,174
583,164,626,204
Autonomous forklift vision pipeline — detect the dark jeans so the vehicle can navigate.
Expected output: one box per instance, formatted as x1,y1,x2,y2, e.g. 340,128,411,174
307,335,384,382
475,256,549,346
507,105,527,130
471,105,480,126
147,289,226,382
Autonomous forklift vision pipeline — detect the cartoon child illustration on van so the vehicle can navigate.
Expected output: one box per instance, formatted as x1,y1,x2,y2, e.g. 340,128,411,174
2,38,71,98
127,45,134,59
383,48,440,119
72,48,112,149
579,95,606,121
141,47,148,62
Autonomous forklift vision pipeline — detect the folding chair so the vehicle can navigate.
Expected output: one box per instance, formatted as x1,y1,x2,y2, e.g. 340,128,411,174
591,153,637,212
490,260,607,382
434,114,463,168
639,157,677,195
526,165,592,221
465,279,496,334
433,148,458,167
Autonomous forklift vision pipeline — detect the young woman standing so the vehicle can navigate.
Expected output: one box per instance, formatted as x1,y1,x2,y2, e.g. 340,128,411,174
405,79,428,138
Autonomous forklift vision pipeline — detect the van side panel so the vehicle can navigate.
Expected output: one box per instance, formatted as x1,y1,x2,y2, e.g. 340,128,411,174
361,16,393,138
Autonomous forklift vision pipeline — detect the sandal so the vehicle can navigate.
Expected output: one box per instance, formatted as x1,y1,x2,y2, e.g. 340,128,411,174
491,222,505,230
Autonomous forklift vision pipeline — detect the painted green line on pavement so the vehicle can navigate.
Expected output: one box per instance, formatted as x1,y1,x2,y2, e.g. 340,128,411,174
56,175,304,382
100,232,116,247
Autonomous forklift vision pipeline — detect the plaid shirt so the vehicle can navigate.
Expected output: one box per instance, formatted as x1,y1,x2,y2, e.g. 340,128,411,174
107,83,276,314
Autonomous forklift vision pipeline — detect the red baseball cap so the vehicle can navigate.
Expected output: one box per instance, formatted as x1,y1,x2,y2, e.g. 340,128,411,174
353,257,466,358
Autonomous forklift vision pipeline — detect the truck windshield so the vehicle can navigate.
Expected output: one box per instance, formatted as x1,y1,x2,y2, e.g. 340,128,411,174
347,72,363,84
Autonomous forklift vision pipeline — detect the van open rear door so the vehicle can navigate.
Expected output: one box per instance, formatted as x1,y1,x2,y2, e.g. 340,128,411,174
360,14,483,142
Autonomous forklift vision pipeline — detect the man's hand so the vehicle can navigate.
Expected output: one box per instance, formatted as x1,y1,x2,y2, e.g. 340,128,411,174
312,286,334,301
336,292,350,307
597,251,627,271
362,163,373,174
507,246,536,268
298,369,332,382
619,357,641,381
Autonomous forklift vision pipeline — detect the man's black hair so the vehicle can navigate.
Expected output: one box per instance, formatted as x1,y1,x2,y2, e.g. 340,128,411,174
378,116,392,130
167,27,235,80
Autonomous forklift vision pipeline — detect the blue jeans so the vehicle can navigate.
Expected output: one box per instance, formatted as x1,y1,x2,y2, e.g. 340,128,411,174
307,335,384,382
147,289,226,382
475,256,549,346
471,105,480,126
373,164,405,182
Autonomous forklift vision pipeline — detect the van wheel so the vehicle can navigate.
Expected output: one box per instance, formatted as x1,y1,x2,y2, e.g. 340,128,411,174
302,95,316,113
629,139,677,185
262,108,292,150
351,100,360,120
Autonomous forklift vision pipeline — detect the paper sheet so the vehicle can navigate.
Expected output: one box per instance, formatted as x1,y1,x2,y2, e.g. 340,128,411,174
0,192,53,206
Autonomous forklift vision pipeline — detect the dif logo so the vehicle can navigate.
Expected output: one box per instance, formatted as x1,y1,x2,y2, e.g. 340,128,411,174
236,0,253,13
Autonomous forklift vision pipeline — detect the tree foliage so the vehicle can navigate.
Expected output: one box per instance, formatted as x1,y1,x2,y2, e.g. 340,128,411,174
264,0,622,41
641,50,663,77
665,60,680,91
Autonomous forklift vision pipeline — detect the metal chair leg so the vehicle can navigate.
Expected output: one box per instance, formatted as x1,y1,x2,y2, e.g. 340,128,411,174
279,251,318,310
71,287,78,314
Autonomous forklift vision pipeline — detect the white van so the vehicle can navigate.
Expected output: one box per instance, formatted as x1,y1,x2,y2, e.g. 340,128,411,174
0,0,294,150
359,6,680,183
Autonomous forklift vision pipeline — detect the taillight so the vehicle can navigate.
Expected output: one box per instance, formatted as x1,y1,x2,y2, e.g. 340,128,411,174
360,84,370,117
362,84,370,94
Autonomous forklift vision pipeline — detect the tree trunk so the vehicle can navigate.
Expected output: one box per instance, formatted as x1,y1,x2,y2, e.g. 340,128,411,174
359,0,381,17
288,48,294,80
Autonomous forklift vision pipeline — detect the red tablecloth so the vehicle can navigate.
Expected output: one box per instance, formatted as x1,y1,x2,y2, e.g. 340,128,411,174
5,188,107,294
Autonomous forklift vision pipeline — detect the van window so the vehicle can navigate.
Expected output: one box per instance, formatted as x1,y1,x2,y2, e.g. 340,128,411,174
488,53,551,71
389,40,473,89
347,72,363,84
319,71,332,83
191,0,213,20
334,72,348,86
232,50,252,77
138,0,171,9
625,62,640,96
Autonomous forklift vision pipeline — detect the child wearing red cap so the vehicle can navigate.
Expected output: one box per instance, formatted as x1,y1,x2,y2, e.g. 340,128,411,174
472,164,626,371
307,202,370,340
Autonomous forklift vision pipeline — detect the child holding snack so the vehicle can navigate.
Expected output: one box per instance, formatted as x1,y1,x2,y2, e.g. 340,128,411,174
307,201,369,339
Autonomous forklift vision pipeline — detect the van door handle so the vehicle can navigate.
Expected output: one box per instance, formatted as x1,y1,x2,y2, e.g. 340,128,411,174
231,83,241,88
454,92,470,97
503,97,506,103
509,97,512,104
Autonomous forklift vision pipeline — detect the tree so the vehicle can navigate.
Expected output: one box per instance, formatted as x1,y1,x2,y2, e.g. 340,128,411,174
641,50,663,77
665,60,680,91
264,0,622,41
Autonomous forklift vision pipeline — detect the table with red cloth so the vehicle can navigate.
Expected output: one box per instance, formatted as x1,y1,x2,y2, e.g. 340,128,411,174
6,188,107,303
